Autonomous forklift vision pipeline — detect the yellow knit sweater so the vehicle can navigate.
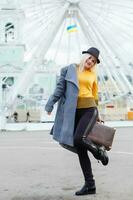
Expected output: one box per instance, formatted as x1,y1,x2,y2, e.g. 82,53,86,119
77,68,98,108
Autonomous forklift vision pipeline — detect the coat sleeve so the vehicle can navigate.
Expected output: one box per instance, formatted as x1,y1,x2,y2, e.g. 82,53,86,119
45,66,67,112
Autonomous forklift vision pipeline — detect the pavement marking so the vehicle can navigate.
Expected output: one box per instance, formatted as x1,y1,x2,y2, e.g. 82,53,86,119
0,140,55,143
0,139,55,142
112,151,133,155
0,146,133,155
0,146,62,150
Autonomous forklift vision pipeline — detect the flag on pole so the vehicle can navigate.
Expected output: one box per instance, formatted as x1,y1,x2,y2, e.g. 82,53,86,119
67,24,77,33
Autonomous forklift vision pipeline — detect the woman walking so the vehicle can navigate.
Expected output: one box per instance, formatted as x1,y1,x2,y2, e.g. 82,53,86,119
45,47,108,196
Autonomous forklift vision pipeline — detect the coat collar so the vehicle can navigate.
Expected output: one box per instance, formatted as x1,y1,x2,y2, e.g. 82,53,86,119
65,64,79,89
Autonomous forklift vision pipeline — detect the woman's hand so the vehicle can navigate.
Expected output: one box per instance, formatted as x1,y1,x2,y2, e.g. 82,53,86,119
47,112,51,115
97,115,104,123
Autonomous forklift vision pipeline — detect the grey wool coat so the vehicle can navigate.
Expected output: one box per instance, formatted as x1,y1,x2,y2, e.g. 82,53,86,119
45,63,79,147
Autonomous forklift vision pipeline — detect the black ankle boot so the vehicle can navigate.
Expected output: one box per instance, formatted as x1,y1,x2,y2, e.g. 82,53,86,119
82,138,109,166
98,146,109,166
75,182,96,196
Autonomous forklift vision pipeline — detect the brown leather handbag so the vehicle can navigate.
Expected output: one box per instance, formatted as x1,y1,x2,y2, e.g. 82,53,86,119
86,122,116,151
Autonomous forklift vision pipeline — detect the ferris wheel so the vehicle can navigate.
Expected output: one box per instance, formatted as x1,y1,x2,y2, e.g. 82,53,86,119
3,0,133,107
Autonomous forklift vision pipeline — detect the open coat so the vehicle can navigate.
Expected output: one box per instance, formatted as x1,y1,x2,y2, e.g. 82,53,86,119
45,64,79,147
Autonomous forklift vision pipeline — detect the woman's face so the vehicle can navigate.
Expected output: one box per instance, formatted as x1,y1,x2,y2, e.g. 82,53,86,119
84,55,97,70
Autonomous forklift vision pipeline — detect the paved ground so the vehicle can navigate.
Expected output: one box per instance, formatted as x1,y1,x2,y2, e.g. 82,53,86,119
0,127,133,200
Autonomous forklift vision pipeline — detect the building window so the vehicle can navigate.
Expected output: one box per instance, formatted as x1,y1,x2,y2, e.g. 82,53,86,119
5,22,15,43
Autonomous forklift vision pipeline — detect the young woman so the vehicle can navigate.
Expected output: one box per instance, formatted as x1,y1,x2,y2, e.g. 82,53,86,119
45,47,108,196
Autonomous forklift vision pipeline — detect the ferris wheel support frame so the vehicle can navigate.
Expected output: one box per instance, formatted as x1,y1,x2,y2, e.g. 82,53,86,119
77,11,125,99
6,2,70,107
0,1,70,130
79,3,133,93
78,6,133,96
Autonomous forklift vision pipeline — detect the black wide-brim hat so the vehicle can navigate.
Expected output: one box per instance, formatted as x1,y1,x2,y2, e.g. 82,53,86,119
82,47,100,64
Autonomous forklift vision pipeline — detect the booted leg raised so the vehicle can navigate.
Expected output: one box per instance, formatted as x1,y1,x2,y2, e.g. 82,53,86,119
82,138,109,166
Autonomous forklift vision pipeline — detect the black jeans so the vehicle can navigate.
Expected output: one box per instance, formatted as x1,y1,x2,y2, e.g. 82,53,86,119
74,107,98,184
